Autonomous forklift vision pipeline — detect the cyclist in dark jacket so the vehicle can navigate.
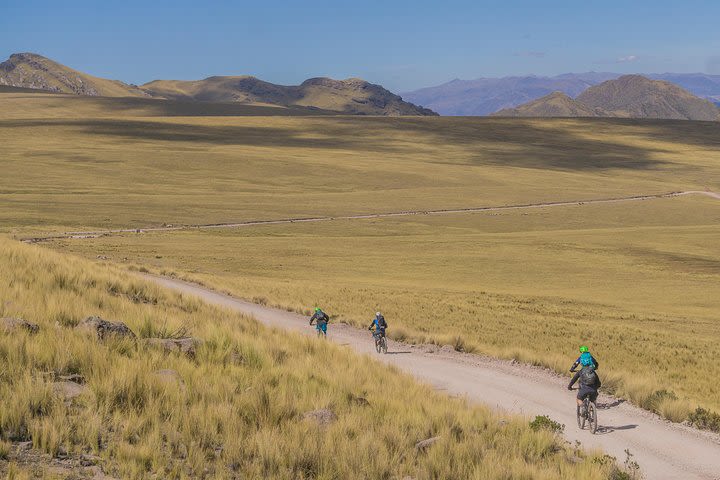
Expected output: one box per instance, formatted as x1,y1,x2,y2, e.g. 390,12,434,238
368,312,387,337
309,307,329,336
568,357,602,410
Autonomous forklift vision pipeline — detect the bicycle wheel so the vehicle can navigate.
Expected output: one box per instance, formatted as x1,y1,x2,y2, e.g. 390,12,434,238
576,405,584,429
588,401,598,434
381,336,387,354
375,337,381,353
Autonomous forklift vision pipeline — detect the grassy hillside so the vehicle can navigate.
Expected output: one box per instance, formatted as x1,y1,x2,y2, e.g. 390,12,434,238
2,94,719,235
141,76,437,116
493,91,600,117
0,53,147,98
496,75,720,121
0,87,333,119
0,53,434,116
577,75,720,121
0,237,619,478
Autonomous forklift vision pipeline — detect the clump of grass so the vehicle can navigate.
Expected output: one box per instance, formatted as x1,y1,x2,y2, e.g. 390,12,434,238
0,438,10,460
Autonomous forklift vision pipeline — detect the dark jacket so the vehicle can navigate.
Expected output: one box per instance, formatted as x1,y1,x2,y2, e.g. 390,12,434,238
568,366,602,390
310,310,329,325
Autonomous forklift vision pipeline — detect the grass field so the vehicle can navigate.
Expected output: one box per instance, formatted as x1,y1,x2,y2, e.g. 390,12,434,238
3,90,720,428
2,89,719,236
0,237,622,479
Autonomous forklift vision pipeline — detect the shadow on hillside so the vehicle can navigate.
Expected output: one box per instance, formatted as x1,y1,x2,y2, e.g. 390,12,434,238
5,116,717,171
360,117,673,171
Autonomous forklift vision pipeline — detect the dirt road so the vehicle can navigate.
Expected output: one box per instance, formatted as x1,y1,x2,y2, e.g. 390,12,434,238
23,190,719,242
149,275,720,480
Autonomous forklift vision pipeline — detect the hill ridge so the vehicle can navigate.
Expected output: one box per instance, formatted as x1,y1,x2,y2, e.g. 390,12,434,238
493,75,720,120
0,52,436,116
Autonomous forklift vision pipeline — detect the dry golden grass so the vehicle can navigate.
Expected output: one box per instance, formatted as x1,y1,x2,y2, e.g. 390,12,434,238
1,92,719,235
54,195,720,423
3,92,719,430
0,237,617,479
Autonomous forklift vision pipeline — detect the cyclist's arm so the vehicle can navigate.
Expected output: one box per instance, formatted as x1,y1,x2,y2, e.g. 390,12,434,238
568,371,580,389
592,357,599,370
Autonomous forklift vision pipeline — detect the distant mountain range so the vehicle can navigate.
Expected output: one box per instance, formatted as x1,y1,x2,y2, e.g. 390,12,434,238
402,72,720,116
0,53,436,116
492,75,720,121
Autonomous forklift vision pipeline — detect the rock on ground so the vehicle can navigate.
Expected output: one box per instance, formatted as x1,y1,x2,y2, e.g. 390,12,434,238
415,436,441,451
153,369,184,387
145,337,201,357
1,317,39,333
302,408,337,427
52,381,88,402
76,316,136,340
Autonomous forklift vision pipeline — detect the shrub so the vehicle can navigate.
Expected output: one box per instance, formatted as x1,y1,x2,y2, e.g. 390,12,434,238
529,415,564,434
688,407,720,433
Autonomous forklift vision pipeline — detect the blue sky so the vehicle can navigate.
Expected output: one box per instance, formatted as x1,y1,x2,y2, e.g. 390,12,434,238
2,0,719,92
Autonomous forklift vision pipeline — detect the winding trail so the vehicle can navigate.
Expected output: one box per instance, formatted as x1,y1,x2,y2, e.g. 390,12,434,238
149,275,720,480
22,190,719,242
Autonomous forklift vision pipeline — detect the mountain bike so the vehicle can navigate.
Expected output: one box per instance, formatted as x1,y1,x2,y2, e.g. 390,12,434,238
576,395,598,434
372,330,387,354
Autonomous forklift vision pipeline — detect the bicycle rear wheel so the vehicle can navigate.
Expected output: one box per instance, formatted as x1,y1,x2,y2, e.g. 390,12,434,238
576,405,584,429
588,401,598,434
380,336,387,354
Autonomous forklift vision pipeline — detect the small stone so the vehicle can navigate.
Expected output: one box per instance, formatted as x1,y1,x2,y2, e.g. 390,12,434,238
56,444,68,458
1,317,39,334
53,381,88,402
352,396,370,407
415,436,441,451
302,408,337,427
80,454,101,466
76,316,136,340
145,337,201,358
154,369,184,387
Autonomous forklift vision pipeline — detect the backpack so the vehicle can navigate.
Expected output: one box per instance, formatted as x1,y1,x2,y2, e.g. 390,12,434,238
376,315,387,328
580,352,593,367
580,366,599,387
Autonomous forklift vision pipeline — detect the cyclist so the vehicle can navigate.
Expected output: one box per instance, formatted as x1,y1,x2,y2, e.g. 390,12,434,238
309,307,329,337
567,355,602,413
570,345,599,372
368,311,387,337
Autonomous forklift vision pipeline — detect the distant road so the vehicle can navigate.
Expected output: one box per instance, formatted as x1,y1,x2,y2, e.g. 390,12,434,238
149,274,720,480
22,190,720,243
